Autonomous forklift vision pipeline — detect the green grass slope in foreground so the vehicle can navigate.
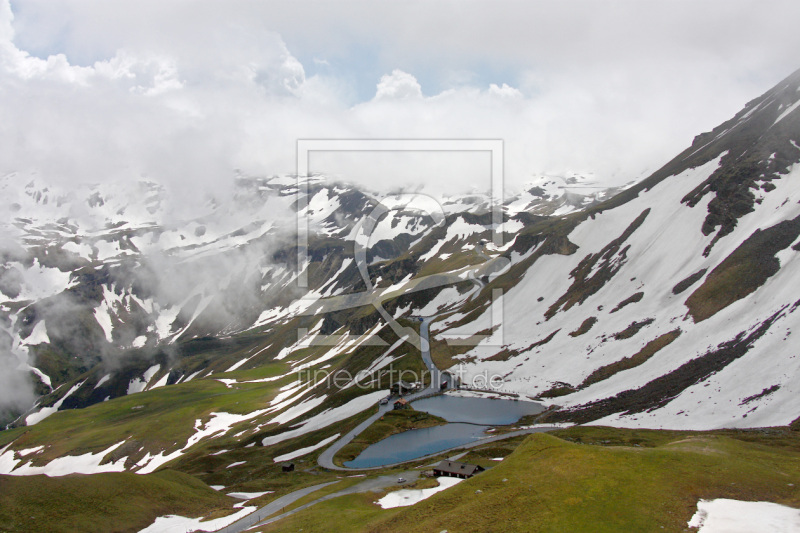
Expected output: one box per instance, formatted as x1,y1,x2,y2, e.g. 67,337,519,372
0,469,234,533
259,427,800,533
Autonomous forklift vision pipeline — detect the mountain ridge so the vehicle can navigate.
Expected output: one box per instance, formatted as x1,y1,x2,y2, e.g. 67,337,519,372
1,66,800,486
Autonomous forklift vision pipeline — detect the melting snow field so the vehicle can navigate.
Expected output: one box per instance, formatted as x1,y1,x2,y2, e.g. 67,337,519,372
376,477,463,509
137,506,256,533
226,491,273,500
272,433,340,463
25,380,85,426
688,499,800,532
261,391,385,446
136,409,269,474
0,441,127,476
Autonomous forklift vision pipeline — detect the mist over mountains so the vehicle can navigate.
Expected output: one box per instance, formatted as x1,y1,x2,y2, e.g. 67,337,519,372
0,65,798,435
3,3,800,530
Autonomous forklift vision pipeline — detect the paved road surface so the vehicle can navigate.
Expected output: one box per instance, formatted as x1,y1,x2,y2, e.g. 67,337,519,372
317,403,392,471
214,480,339,533
216,472,423,532
255,471,422,528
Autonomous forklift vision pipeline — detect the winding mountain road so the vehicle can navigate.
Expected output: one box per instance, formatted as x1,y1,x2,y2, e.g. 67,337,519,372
317,316,441,471
214,245,552,531
317,243,518,472
214,480,340,533
217,473,424,533
317,316,559,472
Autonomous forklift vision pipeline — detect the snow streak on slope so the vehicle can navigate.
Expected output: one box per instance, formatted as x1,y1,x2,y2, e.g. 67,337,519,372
261,391,385,446
0,441,127,476
25,381,85,426
444,151,800,429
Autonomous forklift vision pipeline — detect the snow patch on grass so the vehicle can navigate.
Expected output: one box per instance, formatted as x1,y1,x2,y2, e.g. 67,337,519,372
273,433,340,463
138,506,256,533
136,408,270,474
148,372,170,390
377,477,463,509
127,365,160,395
226,491,273,500
24,320,49,345
268,395,326,426
94,374,111,389
26,380,85,426
688,499,800,532
0,441,127,476
262,391,385,446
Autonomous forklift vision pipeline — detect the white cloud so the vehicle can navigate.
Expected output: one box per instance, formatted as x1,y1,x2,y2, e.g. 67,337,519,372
0,3,310,216
488,83,523,99
0,0,799,200
375,69,422,100
0,0,11,43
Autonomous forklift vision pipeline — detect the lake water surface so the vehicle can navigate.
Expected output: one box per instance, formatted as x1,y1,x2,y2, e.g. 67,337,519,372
343,423,489,468
412,395,545,425
344,395,546,468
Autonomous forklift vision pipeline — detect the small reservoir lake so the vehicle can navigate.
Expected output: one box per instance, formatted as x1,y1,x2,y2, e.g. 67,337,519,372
343,423,489,468
343,395,546,468
411,395,545,425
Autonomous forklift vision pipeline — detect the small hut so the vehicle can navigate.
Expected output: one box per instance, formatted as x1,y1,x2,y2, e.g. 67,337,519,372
390,380,416,395
393,398,410,410
433,460,484,479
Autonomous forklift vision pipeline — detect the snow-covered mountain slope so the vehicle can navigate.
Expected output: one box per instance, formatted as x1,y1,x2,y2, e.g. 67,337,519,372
435,66,800,430
505,172,630,217
0,154,618,427
3,67,800,444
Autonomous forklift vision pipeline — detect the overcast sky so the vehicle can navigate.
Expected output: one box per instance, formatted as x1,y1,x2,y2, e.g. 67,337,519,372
2,0,800,198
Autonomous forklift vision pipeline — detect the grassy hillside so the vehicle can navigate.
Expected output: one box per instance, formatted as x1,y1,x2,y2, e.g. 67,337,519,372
257,426,800,532
0,469,234,533
0,362,292,466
